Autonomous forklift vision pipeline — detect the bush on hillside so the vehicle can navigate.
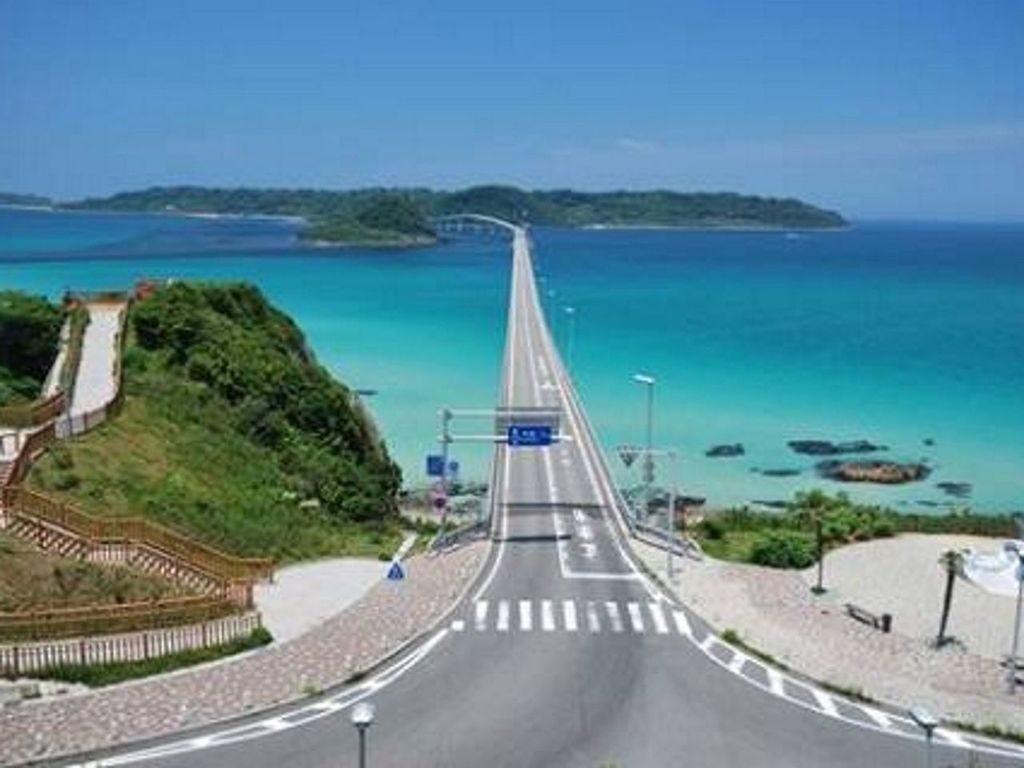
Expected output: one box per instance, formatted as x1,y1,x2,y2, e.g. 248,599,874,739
0,291,62,402
750,531,816,569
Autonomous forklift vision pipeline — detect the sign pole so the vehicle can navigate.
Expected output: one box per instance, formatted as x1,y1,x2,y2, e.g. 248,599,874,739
438,408,451,543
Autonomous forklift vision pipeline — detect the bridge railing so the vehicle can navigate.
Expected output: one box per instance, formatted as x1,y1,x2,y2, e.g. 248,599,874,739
0,392,67,430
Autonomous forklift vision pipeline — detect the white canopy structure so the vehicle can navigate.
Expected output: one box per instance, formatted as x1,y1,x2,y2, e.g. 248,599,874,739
962,541,1024,598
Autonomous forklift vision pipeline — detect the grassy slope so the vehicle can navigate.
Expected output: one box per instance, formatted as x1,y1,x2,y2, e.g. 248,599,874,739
0,533,182,612
29,284,404,563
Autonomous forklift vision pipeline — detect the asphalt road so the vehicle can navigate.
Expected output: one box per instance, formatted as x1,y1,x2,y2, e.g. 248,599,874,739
90,225,1022,768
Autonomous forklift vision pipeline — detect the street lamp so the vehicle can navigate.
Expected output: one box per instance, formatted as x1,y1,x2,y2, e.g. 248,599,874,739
350,701,376,768
908,704,939,768
1007,542,1024,694
633,373,656,521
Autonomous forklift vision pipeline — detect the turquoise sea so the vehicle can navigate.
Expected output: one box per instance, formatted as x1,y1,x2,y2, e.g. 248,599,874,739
1,207,1022,514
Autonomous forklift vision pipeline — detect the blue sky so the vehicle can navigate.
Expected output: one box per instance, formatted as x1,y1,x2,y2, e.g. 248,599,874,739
1,0,1021,220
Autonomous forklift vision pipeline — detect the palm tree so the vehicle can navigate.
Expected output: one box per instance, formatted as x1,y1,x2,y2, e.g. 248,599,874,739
793,490,838,594
936,549,965,648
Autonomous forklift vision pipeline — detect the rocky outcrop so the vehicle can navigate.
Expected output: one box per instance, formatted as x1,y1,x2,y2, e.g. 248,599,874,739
705,443,744,458
817,459,930,484
788,439,887,456
753,468,801,478
936,481,972,499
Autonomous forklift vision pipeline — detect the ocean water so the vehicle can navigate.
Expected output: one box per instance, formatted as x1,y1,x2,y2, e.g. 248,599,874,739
1,207,1021,514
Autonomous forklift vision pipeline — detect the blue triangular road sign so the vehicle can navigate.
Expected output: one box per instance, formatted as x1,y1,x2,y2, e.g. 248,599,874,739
387,560,406,581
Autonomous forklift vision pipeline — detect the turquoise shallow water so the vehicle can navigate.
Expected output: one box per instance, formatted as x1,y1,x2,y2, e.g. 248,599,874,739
1,207,1021,513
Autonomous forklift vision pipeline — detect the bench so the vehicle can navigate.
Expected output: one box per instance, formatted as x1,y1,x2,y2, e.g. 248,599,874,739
845,603,892,633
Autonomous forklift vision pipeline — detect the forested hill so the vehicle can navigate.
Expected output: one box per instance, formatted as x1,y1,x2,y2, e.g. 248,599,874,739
64,185,847,234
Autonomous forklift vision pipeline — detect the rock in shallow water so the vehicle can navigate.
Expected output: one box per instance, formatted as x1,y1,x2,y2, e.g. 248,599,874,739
788,439,887,456
705,443,744,458
935,481,972,498
816,459,930,484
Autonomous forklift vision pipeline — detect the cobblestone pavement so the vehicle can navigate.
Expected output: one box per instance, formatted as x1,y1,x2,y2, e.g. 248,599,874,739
634,535,1024,734
0,538,487,766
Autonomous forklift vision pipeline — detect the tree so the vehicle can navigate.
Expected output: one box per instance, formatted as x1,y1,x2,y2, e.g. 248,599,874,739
936,549,965,647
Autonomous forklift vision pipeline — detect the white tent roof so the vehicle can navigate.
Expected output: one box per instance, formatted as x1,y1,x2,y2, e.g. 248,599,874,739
962,541,1024,598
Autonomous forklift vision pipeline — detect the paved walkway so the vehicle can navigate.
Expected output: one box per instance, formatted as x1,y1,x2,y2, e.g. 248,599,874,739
70,302,125,416
0,538,487,765
634,534,1024,733
254,558,385,643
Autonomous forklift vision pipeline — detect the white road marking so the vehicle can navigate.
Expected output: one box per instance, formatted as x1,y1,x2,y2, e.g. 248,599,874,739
586,601,601,633
699,635,716,652
541,600,556,632
496,601,510,632
936,728,972,748
563,600,578,632
475,601,489,632
519,600,533,631
811,688,839,718
766,667,786,697
862,707,893,729
648,602,670,634
451,620,465,633
627,602,645,633
672,610,692,638
580,543,598,559
727,652,746,674
572,508,586,523
605,601,624,633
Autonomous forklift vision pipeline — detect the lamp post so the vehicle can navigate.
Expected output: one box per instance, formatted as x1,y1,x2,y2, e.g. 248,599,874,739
633,374,656,522
908,704,938,768
1008,543,1024,694
350,701,376,768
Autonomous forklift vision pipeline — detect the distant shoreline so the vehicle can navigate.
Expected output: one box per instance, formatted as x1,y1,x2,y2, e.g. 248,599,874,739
581,222,851,233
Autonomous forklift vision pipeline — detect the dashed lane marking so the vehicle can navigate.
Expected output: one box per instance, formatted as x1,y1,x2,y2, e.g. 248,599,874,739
627,602,645,634
672,609,692,638
811,687,838,718
727,652,746,675
586,601,601,633
496,601,510,632
451,620,465,633
475,600,489,632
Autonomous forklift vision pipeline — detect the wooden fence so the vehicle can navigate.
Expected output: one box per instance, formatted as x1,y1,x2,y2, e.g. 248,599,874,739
0,611,261,676
1,423,56,490
0,392,67,430
2,487,274,585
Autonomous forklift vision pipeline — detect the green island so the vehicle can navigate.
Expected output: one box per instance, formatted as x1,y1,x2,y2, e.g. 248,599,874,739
0,191,53,208
57,184,847,245
25,283,405,565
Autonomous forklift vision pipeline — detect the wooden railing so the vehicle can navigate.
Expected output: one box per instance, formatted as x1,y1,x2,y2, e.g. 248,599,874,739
0,595,235,642
0,392,67,430
2,487,275,583
2,423,56,489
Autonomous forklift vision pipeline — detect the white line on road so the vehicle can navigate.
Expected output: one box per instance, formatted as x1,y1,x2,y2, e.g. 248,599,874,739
563,600,578,632
672,610,692,638
475,601,489,632
727,652,746,674
936,728,972,748
648,602,669,634
519,600,533,631
451,620,465,633
811,688,839,718
766,667,786,697
586,602,601,633
605,601,624,633
862,707,893,730
627,602,645,633
496,601,510,632
541,600,556,632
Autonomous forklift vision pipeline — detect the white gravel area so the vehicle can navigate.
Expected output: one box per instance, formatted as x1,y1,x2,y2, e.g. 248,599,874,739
255,558,385,643
802,533,1018,661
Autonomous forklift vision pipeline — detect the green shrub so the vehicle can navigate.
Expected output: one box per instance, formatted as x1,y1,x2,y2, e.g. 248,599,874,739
750,531,816,569
700,518,726,540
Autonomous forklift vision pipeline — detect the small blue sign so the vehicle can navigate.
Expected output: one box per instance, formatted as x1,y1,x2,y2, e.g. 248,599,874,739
426,454,445,477
448,460,460,476
508,425,553,447
386,560,405,581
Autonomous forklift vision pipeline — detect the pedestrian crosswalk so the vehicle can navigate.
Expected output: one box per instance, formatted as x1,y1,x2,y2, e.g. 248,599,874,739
453,599,689,637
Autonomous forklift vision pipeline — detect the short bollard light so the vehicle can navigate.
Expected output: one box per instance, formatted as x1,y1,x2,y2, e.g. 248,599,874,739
908,704,939,768
350,701,376,768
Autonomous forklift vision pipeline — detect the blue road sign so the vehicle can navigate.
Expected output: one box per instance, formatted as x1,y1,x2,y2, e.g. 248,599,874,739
386,560,406,581
448,460,460,476
426,454,445,477
508,425,553,447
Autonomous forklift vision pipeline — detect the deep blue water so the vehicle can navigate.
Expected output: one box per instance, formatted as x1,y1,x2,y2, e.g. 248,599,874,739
1,207,1021,513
